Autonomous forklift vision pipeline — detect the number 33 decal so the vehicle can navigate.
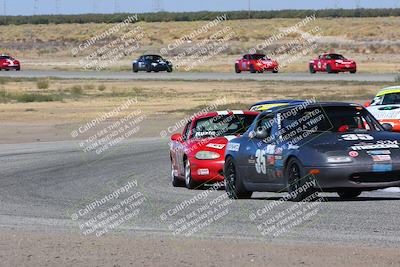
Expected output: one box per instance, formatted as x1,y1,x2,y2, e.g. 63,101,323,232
341,134,374,141
255,149,266,174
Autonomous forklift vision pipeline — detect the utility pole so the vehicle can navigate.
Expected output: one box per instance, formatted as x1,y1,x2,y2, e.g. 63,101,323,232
92,0,97,13
3,0,6,16
33,0,38,15
55,0,61,14
114,0,120,13
152,0,164,12
248,0,251,19
334,0,339,9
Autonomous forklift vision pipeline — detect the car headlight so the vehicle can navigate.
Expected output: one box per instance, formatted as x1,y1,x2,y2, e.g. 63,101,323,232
327,156,353,163
195,151,220,160
151,63,158,66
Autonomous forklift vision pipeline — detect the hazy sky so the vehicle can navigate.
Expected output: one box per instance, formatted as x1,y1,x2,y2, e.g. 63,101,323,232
2,0,400,15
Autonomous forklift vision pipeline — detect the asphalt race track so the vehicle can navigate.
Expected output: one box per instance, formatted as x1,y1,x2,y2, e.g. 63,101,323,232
1,138,399,247
0,70,397,82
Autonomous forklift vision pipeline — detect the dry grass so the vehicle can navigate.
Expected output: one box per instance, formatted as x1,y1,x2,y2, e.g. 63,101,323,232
0,78,392,123
1,17,400,73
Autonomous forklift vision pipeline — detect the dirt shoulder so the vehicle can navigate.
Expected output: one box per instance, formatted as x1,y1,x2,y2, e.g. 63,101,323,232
1,229,399,267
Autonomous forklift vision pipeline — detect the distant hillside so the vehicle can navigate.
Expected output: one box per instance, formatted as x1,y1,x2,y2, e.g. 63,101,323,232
0,8,400,25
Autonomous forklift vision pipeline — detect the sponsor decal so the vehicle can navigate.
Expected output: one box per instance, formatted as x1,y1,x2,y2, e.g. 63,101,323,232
373,164,392,172
275,147,283,155
206,143,225,150
267,155,275,165
351,140,399,151
195,131,216,137
197,169,210,176
367,150,391,155
266,144,276,155
275,159,284,167
349,151,359,157
287,144,299,150
372,155,391,162
227,143,240,152
275,155,283,160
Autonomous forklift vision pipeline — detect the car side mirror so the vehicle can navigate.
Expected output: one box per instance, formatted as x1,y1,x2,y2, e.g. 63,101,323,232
171,133,183,142
254,126,268,139
364,101,371,107
382,123,393,132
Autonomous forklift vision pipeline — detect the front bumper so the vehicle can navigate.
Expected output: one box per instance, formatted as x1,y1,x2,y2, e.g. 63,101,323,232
305,164,400,191
333,64,356,72
1,65,20,70
256,63,278,71
150,64,172,71
189,158,224,182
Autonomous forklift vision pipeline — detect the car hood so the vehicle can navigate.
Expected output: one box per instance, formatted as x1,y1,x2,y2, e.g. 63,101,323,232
367,105,400,120
334,59,355,64
300,131,400,152
187,135,239,153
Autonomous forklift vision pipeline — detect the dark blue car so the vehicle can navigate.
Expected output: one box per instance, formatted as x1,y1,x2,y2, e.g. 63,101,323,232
224,102,400,201
132,54,173,73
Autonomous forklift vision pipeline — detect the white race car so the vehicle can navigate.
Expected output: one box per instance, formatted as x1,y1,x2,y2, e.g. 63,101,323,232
365,86,400,132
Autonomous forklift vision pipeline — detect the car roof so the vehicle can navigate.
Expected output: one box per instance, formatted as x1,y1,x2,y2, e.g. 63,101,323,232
376,86,400,96
259,102,363,116
194,110,259,120
142,54,162,57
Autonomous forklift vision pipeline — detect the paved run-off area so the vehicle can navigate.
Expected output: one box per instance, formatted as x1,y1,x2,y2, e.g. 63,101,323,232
0,138,399,266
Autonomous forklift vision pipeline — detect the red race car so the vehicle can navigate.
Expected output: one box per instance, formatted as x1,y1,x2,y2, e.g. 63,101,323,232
0,54,20,71
309,53,356,74
169,110,259,189
235,54,279,73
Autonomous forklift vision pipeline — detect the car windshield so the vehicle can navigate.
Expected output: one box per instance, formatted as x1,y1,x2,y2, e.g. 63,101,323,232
327,54,345,60
251,54,267,60
145,55,162,61
192,114,257,138
381,93,400,105
281,106,382,133
0,56,12,60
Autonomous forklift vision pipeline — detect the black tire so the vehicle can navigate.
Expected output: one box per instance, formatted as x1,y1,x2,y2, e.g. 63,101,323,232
5,69,9,71
167,66,173,73
224,156,252,199
145,65,152,73
184,159,199,189
272,68,279,74
132,64,139,73
337,190,362,199
350,70,357,74
235,64,241,73
286,158,317,202
249,64,256,73
171,161,184,187
326,64,333,74
309,64,316,74
16,67,20,71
